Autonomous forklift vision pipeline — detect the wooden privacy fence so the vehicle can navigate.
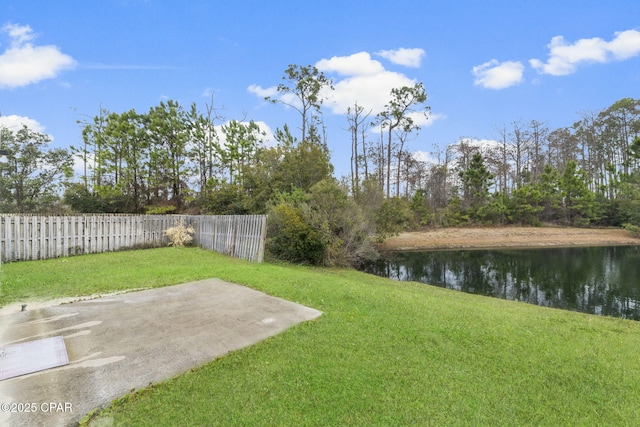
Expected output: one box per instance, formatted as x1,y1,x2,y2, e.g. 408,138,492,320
0,214,267,263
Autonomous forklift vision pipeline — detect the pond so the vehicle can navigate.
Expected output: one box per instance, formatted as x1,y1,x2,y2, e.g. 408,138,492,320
361,246,640,320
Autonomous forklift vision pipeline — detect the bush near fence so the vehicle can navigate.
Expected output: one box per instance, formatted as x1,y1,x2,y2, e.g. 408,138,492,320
0,214,267,263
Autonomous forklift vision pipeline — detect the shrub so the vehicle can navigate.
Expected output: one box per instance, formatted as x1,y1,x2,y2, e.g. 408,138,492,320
200,182,250,215
165,219,195,247
147,205,177,215
375,197,413,238
309,179,378,266
623,223,640,237
267,202,325,265
266,180,379,267
410,190,434,227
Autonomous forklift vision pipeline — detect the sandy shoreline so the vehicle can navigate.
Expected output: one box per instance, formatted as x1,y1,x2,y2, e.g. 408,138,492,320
379,227,640,251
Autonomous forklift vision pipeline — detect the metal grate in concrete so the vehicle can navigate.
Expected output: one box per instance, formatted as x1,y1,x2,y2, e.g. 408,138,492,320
0,336,69,381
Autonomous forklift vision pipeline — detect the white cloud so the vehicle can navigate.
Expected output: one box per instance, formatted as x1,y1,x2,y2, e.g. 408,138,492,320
376,48,426,68
530,36,607,76
370,111,444,135
3,23,34,45
412,150,438,165
316,51,420,114
323,70,417,114
472,59,524,89
249,85,301,112
608,29,640,59
530,29,640,76
250,49,435,126
250,120,276,146
0,114,45,133
316,51,385,76
407,111,437,128
0,23,76,88
247,84,278,98
315,50,434,115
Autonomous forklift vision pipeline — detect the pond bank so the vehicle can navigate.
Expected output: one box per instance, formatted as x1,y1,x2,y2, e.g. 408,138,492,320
379,227,640,251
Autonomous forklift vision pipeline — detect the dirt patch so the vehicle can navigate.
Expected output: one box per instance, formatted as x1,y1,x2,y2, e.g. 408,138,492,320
379,227,640,251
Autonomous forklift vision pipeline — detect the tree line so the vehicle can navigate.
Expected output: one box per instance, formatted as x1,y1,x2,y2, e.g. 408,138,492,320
1,64,639,266
420,99,640,229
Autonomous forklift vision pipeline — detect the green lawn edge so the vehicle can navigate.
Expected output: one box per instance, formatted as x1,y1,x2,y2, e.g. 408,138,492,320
2,247,640,426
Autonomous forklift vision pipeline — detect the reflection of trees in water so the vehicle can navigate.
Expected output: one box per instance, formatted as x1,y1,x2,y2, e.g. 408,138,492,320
363,246,640,320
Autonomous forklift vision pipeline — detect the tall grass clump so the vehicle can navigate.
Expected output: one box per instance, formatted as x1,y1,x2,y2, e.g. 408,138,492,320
164,219,194,247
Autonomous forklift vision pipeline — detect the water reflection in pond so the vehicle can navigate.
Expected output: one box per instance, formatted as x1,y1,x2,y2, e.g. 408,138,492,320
361,246,640,320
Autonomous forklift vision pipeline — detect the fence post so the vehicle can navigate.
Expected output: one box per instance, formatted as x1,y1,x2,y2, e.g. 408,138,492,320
257,215,267,263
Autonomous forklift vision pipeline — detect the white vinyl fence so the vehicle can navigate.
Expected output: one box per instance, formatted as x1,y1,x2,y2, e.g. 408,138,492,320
0,214,267,263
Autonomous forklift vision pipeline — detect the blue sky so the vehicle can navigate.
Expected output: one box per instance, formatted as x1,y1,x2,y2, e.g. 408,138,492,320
1,0,639,178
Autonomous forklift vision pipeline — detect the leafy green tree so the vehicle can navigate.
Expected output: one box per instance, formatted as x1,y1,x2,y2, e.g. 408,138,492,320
63,183,98,212
200,181,250,215
410,189,433,226
241,144,285,213
74,105,109,189
266,191,325,265
560,160,597,225
187,100,223,195
266,179,378,266
266,64,333,144
476,192,510,225
537,164,562,222
146,100,190,208
308,179,378,266
376,197,413,237
279,139,334,192
243,128,334,213
547,126,579,181
75,107,153,213
510,184,543,225
617,136,640,226
375,83,429,197
630,136,640,161
63,182,130,213
599,98,640,176
0,126,73,213
442,195,470,226
355,176,385,228
459,153,494,213
103,109,149,212
220,120,264,185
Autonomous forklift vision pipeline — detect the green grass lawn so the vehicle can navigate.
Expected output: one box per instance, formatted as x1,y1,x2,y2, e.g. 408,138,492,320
2,248,640,426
